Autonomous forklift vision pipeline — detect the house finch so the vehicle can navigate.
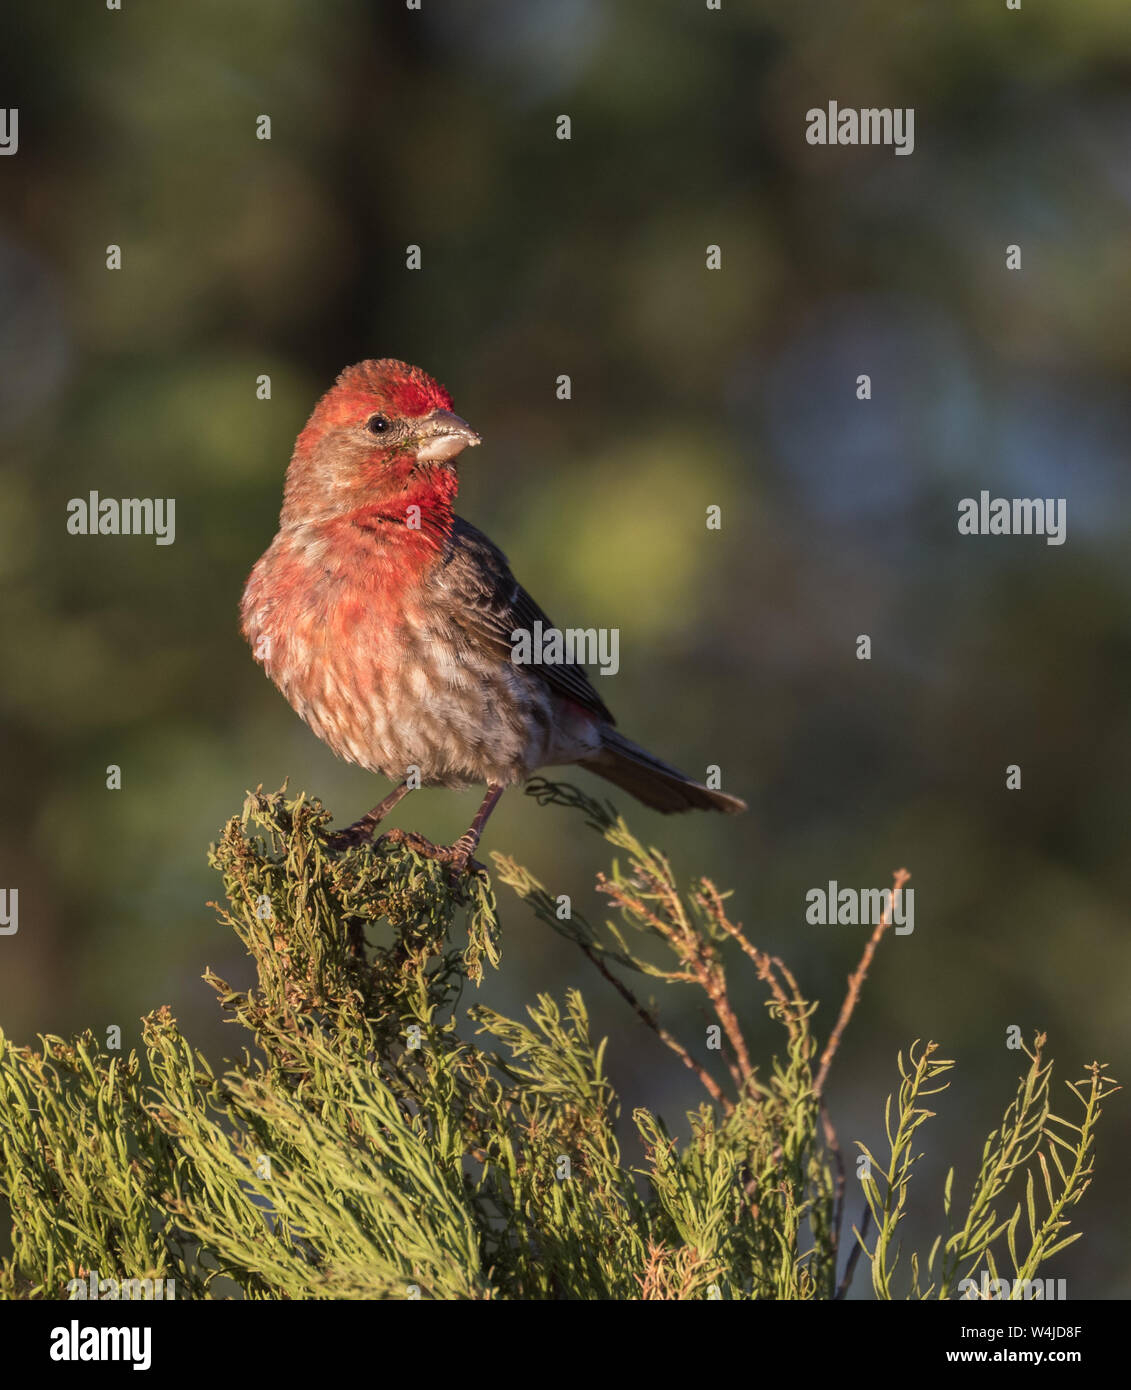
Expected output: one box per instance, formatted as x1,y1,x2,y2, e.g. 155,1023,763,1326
241,360,745,871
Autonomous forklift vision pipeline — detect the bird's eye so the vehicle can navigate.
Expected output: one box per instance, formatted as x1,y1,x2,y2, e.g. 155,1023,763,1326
366,414,390,435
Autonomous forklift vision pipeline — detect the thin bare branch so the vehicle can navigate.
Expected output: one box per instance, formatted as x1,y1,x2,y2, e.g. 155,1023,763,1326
815,868,910,1099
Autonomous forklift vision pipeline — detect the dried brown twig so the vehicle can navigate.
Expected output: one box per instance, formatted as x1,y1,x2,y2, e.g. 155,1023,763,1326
815,868,911,1099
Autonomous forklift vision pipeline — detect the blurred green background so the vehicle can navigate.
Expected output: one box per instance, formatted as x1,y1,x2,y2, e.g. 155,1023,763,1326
2,0,1129,1296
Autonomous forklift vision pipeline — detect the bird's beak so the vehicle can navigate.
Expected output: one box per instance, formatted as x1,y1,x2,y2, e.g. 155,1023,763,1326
414,409,481,463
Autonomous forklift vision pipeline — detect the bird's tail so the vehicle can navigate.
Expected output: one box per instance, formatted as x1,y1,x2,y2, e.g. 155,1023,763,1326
580,728,747,815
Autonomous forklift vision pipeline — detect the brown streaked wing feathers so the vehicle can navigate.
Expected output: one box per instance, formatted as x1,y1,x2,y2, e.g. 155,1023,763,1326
436,518,615,725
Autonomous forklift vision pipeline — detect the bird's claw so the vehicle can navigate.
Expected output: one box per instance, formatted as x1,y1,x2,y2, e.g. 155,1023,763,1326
329,823,378,849
376,828,485,880
444,838,488,881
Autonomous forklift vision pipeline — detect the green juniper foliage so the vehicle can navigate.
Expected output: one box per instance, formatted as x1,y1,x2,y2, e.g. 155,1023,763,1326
0,785,1117,1299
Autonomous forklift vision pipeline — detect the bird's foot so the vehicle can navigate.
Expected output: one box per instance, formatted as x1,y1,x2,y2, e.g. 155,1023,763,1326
376,828,486,879
329,821,378,849
443,831,487,880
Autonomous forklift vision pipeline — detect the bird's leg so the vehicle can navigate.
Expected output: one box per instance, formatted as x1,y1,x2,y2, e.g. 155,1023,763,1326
445,783,506,875
363,784,504,878
332,781,411,847
376,784,505,876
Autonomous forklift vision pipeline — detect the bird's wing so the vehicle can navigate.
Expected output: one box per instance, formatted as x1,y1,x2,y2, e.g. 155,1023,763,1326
435,517,616,725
